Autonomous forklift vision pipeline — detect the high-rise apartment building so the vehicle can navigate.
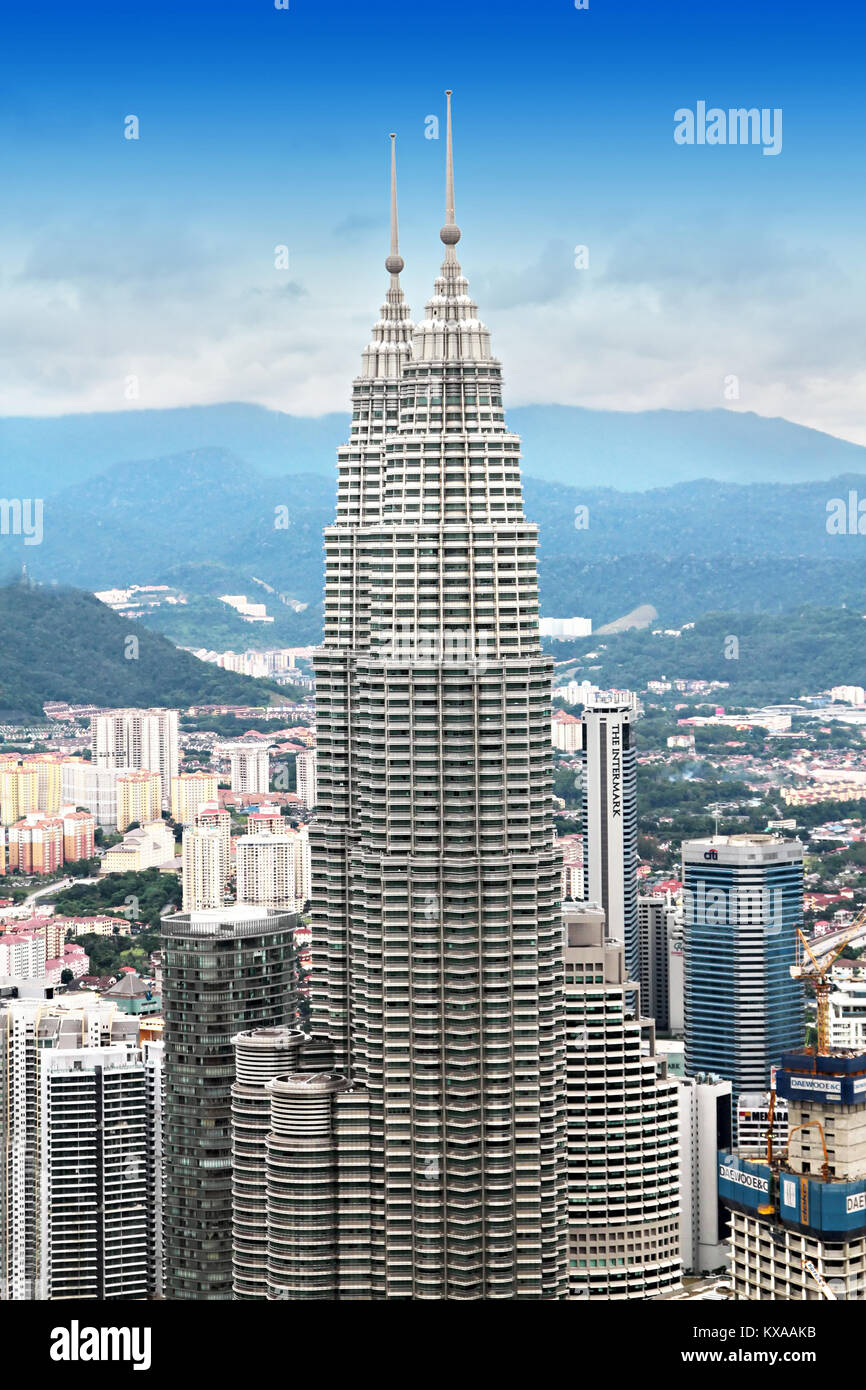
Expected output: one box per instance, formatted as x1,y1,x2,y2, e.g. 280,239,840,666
181,825,227,911
7,815,64,874
305,109,567,1298
221,743,270,796
161,907,297,1300
829,978,866,1050
91,708,179,805
0,758,62,824
0,765,39,827
563,904,681,1299
235,833,299,911
0,995,142,1301
37,1042,155,1300
295,748,317,811
60,807,96,862
0,932,46,979
116,770,163,832
171,771,219,825
194,801,232,884
581,700,638,981
682,835,804,1099
61,760,119,827
22,755,62,815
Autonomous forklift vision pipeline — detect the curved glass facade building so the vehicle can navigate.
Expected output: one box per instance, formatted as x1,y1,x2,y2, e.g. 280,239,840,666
682,835,804,1100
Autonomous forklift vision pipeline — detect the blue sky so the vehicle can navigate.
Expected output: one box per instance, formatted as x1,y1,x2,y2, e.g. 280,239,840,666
3,0,865,441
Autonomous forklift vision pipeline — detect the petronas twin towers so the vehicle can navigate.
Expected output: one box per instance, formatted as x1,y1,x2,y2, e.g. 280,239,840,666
296,93,568,1299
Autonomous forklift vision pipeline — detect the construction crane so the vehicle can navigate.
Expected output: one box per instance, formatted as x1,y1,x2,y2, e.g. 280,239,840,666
790,909,865,1055
801,1257,838,1300
782,1120,830,1182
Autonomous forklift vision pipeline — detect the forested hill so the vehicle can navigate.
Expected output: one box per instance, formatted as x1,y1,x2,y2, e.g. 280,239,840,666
0,581,291,719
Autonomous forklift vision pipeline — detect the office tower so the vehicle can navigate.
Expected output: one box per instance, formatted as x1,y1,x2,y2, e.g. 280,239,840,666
60,807,96,862
682,835,804,1098
0,997,141,1301
721,1049,866,1299
222,743,270,796
563,904,681,1299
7,815,64,873
38,1042,153,1300
61,760,119,827
638,892,679,1031
309,109,567,1298
581,699,638,981
675,1072,732,1275
230,1026,305,1299
736,1090,788,1155
295,748,317,811
181,825,227,911
161,907,297,1300
116,770,162,831
236,833,299,910
171,771,218,825
91,708,179,805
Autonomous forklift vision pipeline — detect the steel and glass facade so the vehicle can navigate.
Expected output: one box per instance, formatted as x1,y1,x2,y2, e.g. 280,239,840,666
162,907,297,1300
683,835,804,1097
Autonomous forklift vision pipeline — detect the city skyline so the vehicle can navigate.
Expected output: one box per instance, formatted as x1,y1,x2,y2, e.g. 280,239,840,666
3,6,866,1328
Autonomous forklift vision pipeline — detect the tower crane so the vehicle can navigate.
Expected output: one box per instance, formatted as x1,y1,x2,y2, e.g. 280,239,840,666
790,909,866,1055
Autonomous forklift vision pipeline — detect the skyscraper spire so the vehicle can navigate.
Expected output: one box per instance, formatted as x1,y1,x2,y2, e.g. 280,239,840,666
440,90,461,255
416,89,490,364
359,133,413,382
385,132,404,278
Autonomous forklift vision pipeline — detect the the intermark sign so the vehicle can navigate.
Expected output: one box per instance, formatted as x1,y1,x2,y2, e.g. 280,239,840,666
610,724,622,818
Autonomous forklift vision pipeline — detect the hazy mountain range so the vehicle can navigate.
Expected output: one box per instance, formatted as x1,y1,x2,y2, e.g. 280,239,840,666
3,401,865,495
2,404,865,651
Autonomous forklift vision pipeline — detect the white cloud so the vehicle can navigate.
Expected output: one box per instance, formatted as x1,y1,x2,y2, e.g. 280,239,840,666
1,214,865,448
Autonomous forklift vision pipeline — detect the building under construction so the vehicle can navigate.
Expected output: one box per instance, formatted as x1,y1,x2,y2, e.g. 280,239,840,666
719,916,866,1298
720,1049,866,1298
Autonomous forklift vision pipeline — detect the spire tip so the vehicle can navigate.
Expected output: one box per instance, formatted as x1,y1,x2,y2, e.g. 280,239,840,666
386,131,404,276
441,89,461,247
